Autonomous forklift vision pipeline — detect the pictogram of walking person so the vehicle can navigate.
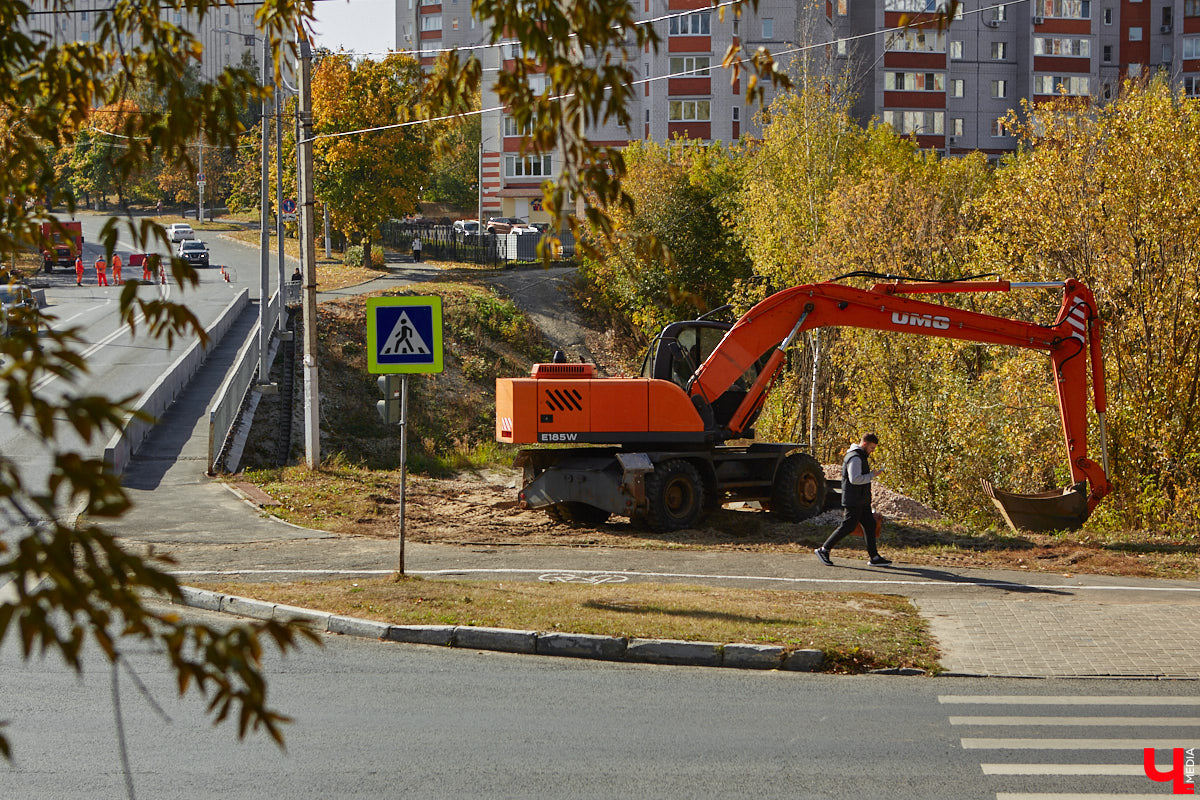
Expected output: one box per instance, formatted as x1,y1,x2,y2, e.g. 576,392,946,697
384,317,416,355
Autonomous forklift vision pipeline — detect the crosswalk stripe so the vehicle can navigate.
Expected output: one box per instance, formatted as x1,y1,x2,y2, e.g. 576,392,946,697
996,794,1184,800
962,738,1194,749
940,695,1200,706
981,763,1170,775
951,716,1200,726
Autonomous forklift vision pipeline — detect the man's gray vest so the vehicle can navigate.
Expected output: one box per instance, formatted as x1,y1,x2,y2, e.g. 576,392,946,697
841,445,872,507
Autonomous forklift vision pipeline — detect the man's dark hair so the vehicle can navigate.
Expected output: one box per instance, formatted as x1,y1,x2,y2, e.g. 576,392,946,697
862,433,879,444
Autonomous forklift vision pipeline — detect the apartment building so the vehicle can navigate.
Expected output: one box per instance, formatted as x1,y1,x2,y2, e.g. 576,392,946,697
821,0,1200,156
401,0,795,221
25,1,264,83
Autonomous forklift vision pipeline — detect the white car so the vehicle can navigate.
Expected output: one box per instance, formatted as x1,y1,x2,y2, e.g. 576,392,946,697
166,223,195,242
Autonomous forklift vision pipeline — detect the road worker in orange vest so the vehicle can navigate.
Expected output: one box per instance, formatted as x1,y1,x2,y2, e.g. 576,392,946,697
75,256,84,286
95,255,108,286
111,253,122,284
142,255,154,282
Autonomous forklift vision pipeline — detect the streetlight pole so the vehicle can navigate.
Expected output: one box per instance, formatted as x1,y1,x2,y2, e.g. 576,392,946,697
297,35,320,468
275,65,286,335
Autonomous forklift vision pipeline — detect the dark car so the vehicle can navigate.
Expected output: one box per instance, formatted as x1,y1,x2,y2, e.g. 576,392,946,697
177,239,210,268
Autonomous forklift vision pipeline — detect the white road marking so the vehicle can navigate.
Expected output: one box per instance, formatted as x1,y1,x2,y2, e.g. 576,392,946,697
961,738,1195,749
951,716,1200,726
996,794,1183,800
162,566,1200,594
982,764,1168,775
941,696,1200,706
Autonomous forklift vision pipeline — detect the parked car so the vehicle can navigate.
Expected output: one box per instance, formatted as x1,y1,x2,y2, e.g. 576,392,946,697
177,239,210,268
453,219,481,238
529,222,551,233
1,282,39,337
486,216,529,235
166,223,195,242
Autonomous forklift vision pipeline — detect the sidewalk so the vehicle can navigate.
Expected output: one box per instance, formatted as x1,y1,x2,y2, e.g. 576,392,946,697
103,300,1200,679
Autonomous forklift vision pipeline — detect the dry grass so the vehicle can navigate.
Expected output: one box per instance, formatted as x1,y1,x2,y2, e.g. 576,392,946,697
194,576,940,673
222,228,382,290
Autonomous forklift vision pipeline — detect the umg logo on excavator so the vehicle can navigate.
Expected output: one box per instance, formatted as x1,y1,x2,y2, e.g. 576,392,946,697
891,311,951,330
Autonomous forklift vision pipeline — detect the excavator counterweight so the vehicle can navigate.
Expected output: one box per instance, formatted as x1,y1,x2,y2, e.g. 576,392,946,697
497,278,1111,533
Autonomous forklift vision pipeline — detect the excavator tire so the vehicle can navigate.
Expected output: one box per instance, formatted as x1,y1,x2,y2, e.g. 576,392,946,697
644,459,705,532
769,452,826,522
545,502,611,527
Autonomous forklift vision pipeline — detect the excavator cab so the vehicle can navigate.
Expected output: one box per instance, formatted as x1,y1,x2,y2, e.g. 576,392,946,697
641,318,771,432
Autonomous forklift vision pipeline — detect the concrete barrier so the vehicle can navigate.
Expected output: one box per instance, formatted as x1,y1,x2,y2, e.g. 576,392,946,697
103,289,249,476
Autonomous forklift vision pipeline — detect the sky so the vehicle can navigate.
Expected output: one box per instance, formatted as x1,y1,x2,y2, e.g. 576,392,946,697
311,0,396,56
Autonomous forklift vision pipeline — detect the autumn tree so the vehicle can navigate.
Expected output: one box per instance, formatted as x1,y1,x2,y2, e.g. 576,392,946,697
578,139,752,340
312,53,430,266
423,113,481,211
0,0,317,760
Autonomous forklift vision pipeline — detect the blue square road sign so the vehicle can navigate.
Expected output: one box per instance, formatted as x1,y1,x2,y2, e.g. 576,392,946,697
366,296,444,374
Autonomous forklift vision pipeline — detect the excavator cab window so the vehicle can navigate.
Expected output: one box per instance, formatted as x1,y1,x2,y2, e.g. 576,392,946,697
642,320,769,428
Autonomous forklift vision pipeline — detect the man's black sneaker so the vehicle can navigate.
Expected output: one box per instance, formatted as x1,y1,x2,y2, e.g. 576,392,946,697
814,548,833,566
868,555,893,567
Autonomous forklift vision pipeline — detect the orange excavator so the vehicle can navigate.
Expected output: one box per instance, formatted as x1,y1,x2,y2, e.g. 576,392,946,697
496,277,1112,533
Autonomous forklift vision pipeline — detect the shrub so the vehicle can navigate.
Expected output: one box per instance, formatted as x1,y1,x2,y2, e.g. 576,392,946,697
345,244,365,267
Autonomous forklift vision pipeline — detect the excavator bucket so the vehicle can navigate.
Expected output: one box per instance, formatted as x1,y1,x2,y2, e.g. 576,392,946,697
981,479,1090,533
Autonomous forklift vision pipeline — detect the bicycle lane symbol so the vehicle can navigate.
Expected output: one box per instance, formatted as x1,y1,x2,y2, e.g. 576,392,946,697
538,572,630,585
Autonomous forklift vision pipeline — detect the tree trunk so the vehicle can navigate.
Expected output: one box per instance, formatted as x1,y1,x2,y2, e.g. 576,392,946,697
361,236,372,269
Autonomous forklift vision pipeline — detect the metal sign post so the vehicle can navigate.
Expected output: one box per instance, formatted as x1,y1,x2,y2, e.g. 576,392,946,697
366,296,444,574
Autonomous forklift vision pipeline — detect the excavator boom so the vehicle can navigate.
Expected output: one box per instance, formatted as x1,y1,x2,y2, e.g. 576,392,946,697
689,278,1110,529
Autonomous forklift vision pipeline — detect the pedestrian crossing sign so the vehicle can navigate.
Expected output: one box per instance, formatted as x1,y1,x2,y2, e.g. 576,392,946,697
366,296,443,374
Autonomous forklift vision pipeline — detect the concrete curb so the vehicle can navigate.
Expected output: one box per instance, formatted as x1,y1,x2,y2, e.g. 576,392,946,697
174,587,848,672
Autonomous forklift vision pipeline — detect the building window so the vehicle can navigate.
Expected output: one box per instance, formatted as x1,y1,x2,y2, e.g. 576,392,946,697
884,0,940,10
882,110,945,135
885,71,946,91
505,154,553,178
991,79,1008,98
1162,44,1172,61
669,56,711,76
951,78,965,97
1103,44,1112,62
420,14,442,30
994,4,1007,21
991,118,1009,137
451,17,459,29
1128,63,1143,76
836,0,848,15
886,29,946,52
668,99,711,121
1184,37,1200,60
952,117,964,136
528,74,547,93
1129,27,1143,41
645,108,650,124
762,18,774,38
669,12,711,36
1034,37,1092,56
1036,0,1091,18
503,116,532,137
1033,75,1090,94
1103,7,1112,24
836,38,848,56
504,43,523,59
732,106,740,121
950,40,963,59
1187,0,1200,17
1163,7,1173,26
1183,76,1200,96
991,41,1009,60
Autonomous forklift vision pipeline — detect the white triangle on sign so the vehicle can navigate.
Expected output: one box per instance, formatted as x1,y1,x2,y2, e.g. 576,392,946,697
381,310,431,356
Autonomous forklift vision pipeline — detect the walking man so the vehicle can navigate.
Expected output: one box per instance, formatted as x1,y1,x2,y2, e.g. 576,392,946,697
95,255,108,286
815,433,892,567
111,253,122,284
412,235,422,263
75,255,84,286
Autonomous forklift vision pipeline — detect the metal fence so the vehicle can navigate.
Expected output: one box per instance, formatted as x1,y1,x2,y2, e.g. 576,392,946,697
375,220,577,268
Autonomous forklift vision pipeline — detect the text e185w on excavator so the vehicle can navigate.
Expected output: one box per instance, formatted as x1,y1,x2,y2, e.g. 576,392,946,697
495,278,1112,533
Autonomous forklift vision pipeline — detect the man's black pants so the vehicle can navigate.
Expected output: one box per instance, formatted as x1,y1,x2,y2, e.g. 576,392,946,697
822,504,880,558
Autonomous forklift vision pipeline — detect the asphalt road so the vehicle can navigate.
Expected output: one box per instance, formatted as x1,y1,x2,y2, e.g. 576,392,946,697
2,601,1197,799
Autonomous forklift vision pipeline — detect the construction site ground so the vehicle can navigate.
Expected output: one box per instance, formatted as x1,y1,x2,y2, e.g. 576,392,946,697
102,262,1200,680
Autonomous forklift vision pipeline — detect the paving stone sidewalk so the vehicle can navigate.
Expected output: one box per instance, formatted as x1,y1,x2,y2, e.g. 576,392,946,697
918,596,1200,678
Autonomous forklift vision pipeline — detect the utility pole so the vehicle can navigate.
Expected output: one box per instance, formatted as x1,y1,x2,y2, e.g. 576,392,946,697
477,140,483,231
197,140,205,223
275,65,286,335
258,34,273,386
297,35,320,468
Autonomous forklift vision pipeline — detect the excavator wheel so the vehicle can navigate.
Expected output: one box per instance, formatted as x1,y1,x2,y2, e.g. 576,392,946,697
644,459,705,532
545,502,611,527
769,453,826,522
